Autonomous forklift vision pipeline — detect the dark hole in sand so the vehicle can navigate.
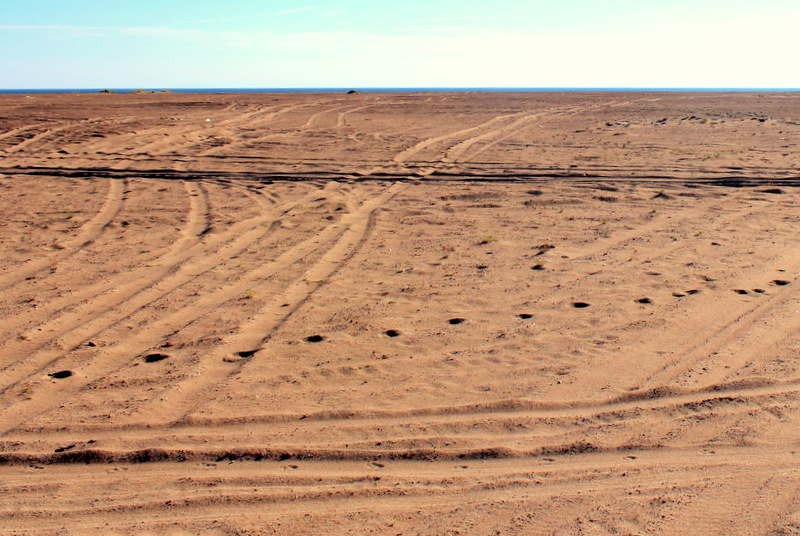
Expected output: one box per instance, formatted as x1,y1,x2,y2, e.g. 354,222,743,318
734,289,749,295
673,293,686,298
236,350,258,358
686,289,700,295
518,313,533,319
760,188,784,194
448,318,465,325
772,279,790,286
531,264,545,271
50,370,73,379
144,353,170,363
753,288,766,293
476,265,488,270
306,335,324,343
637,298,652,304
385,330,400,338
573,302,590,309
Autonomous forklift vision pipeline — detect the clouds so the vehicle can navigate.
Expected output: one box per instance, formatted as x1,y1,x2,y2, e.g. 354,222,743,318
1,2,798,88
272,5,340,17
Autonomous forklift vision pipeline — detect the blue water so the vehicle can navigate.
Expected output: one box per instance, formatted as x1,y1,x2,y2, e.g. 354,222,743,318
1,87,799,94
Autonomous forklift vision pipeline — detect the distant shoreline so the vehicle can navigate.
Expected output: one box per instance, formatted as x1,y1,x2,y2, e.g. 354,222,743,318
2,87,800,94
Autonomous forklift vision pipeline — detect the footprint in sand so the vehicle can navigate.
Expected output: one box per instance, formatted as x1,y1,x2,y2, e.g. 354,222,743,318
674,289,700,298
143,353,170,363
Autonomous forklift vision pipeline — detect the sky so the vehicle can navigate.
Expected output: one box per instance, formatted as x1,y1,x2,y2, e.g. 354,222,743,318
1,0,798,89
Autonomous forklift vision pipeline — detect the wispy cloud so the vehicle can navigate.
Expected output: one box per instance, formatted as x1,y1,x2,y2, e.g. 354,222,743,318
401,25,471,34
0,24,105,31
272,5,326,16
3,14,798,87
157,4,343,28
414,15,503,23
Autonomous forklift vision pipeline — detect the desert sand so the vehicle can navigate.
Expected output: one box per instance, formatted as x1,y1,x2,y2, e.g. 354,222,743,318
1,90,800,534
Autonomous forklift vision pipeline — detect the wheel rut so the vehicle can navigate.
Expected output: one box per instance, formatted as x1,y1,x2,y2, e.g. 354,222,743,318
134,182,406,426
0,183,392,436
0,177,125,291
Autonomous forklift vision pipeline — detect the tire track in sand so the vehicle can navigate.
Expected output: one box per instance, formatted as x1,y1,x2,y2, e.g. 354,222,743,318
388,100,625,175
355,109,543,176
0,182,340,397
640,259,800,389
22,370,800,442
0,125,57,151
0,447,791,536
134,182,406,426
450,100,633,164
0,179,210,355
302,104,365,129
440,105,588,164
391,112,528,164
0,177,125,291
0,183,388,436
196,102,328,157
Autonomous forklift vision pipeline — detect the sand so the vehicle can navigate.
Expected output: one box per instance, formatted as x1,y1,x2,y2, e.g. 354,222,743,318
1,90,800,534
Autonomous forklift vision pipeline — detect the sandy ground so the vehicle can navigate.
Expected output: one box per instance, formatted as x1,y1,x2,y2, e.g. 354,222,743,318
1,91,800,534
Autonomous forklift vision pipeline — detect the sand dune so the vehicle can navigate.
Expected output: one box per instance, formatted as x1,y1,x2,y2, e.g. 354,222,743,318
1,91,800,534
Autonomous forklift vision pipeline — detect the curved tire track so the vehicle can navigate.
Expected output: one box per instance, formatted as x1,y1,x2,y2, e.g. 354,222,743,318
0,177,125,291
136,182,406,425
0,183,373,435
0,183,339,391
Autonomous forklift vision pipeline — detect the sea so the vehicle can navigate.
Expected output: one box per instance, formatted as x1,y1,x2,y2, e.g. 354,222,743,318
1,87,799,94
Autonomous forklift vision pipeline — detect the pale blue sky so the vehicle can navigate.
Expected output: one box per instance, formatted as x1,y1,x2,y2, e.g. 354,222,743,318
1,0,797,88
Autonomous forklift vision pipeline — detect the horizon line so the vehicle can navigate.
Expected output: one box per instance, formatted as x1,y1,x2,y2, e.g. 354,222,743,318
3,86,800,94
